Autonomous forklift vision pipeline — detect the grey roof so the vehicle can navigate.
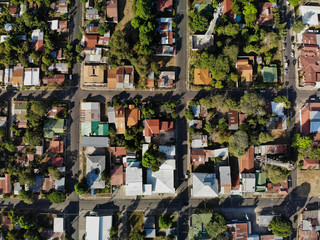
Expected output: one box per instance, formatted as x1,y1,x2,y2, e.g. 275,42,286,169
219,166,231,185
81,136,109,147
107,107,115,123
241,173,255,193
86,156,106,189
192,172,219,197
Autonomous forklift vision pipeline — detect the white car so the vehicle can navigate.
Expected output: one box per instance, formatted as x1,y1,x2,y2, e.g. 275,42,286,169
291,44,295,49
284,69,288,75
284,62,288,68
291,51,295,57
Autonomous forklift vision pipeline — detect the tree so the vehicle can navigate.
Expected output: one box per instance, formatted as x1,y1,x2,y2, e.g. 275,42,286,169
206,214,227,239
19,169,36,186
292,134,312,151
30,101,47,117
98,22,109,35
225,98,238,110
260,32,279,53
293,20,305,33
288,0,300,6
76,44,83,54
262,165,288,183
224,23,240,37
223,45,239,65
109,226,118,240
47,192,66,204
135,0,152,20
228,131,249,157
243,4,257,27
159,215,174,229
189,12,209,32
48,167,62,180
239,91,266,116
211,94,227,110
141,103,155,119
274,96,291,109
185,108,194,121
23,130,42,147
42,54,53,66
132,231,144,240
0,126,6,137
74,179,88,195
204,121,216,133
108,31,131,65
131,17,142,29
19,216,34,229
18,189,35,204
268,216,292,237
142,144,166,172
258,132,274,144
4,141,15,152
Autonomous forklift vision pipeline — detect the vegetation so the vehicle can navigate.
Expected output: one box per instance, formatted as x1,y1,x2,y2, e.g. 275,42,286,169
74,179,89,195
258,132,274,144
274,96,291,109
292,20,305,33
47,192,66,204
268,216,293,237
228,130,249,157
262,165,289,183
18,189,36,204
206,213,227,239
239,92,266,116
159,214,174,229
142,144,166,172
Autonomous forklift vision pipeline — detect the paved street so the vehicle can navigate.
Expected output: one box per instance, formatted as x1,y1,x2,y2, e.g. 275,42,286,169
1,0,320,239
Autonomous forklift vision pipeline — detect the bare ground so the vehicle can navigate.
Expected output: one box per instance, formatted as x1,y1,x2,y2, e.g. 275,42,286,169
116,0,136,31
297,169,320,197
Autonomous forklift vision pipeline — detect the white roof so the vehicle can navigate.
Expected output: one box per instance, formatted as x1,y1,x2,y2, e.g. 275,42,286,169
23,68,40,86
4,24,12,32
258,215,279,227
54,217,64,233
191,135,208,148
107,107,115,123
159,145,175,158
126,161,143,196
50,20,59,30
219,166,231,185
192,172,219,197
0,35,9,43
13,182,22,195
213,148,228,158
271,102,284,115
146,160,175,194
142,144,149,156
81,102,100,110
241,173,255,193
300,6,320,25
86,216,112,240
31,29,44,42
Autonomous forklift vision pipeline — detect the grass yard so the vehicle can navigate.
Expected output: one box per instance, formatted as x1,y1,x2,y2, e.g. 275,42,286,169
128,211,144,238
116,0,136,31
297,169,320,197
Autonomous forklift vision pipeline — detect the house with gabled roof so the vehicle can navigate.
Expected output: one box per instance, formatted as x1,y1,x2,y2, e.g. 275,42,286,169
80,102,100,122
43,74,65,85
157,0,173,11
110,165,124,186
227,222,250,240
239,146,255,173
106,0,118,22
13,101,28,128
237,58,253,82
256,2,274,26
220,166,232,194
302,159,319,170
115,106,126,134
86,155,105,193
194,69,212,85
86,8,99,20
228,109,239,130
12,66,24,87
31,29,44,52
144,119,160,142
0,174,11,195
43,119,65,138
126,105,140,127
107,66,134,89
192,172,219,197
191,135,208,148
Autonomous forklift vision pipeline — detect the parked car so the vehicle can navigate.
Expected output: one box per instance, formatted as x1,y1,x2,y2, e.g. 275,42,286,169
283,43,287,49
291,44,295,49
69,74,73,80
284,56,288,61
284,69,288,75
293,59,296,65
284,61,288,68
291,51,295,57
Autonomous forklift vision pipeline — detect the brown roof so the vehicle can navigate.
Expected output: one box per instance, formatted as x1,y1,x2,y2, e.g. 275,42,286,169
42,74,65,85
160,121,174,131
106,0,118,22
239,113,249,125
109,147,126,156
107,68,117,88
50,138,64,153
266,145,287,155
146,78,155,88
299,230,318,240
126,108,141,127
98,35,110,46
145,119,160,137
222,0,233,16
0,174,11,195
116,66,134,84
12,67,23,87
256,2,274,26
228,109,239,129
157,0,173,11
237,59,253,82
9,4,18,15
52,157,63,167
1,216,12,230
57,20,68,33
301,102,320,134
84,65,105,84
33,40,44,52
115,106,126,134
221,184,231,194
267,180,288,195
84,34,98,49
227,223,248,240
47,107,65,118
86,25,99,34
57,49,66,60
303,159,319,169
194,69,212,85
191,148,206,165
303,33,318,45
42,176,55,191
239,147,254,173
110,165,124,186
161,31,174,44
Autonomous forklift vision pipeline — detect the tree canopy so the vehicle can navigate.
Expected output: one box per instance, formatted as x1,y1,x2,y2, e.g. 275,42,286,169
293,20,305,33
74,179,89,195
206,213,227,239
268,216,292,237
142,145,166,172
159,215,174,229
47,192,66,204
262,165,288,183
239,91,266,116
228,130,249,157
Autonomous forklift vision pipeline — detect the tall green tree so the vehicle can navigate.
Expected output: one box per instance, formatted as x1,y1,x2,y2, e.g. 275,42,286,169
239,91,266,116
228,130,249,157
268,216,292,237
206,214,227,239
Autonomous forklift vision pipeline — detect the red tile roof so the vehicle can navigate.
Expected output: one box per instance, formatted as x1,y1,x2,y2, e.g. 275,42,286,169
1,216,12,230
42,74,65,85
228,109,239,128
267,180,288,195
106,0,118,22
266,145,287,155
0,174,11,195
239,147,254,173
109,147,126,156
301,102,320,134
190,148,206,166
222,0,233,16
33,40,44,52
145,119,160,137
157,0,173,11
160,121,174,131
52,157,63,167
110,165,124,186
299,230,318,240
227,223,248,240
50,138,64,153
47,107,65,118
42,176,55,191
256,2,274,26
303,159,319,169
85,34,98,49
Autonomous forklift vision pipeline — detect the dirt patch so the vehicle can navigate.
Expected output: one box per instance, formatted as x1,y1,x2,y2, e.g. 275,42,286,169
128,211,144,237
271,130,287,143
116,0,136,31
297,169,320,197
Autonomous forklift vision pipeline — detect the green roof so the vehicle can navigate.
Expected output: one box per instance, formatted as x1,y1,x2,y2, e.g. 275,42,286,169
81,122,108,136
189,213,212,239
255,170,266,192
263,64,278,83
43,119,65,138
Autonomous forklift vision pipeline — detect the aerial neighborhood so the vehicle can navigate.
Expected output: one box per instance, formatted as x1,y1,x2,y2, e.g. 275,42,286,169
0,0,319,239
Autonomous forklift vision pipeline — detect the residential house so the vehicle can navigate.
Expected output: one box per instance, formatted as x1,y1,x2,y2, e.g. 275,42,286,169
189,213,212,239
191,105,208,118
0,116,7,127
256,2,274,26
23,68,40,86
86,8,99,20
239,146,255,173
56,0,68,14
300,33,320,87
42,74,65,85
50,138,64,153
302,159,319,169
146,71,155,89
106,0,118,22
50,20,59,30
52,217,65,239
300,210,320,240
13,101,28,128
237,58,253,82
86,155,106,193
156,18,175,56
190,148,227,166
0,174,11,195
84,34,98,50
31,29,44,52
159,145,176,159
144,216,156,238
86,215,112,240
147,159,175,194
228,109,239,130
227,222,250,240
9,4,19,16
29,175,44,193
115,106,126,134
256,145,292,170
194,69,212,85
80,102,100,122
49,63,68,73
189,119,203,129
110,165,125,186
42,176,55,192
144,119,160,143
81,122,108,136
192,172,219,197
191,135,208,148
47,107,65,119
97,32,110,47
83,65,106,85
52,157,63,167
85,24,99,34
81,136,109,147
43,119,65,138
222,0,233,17
126,161,152,196
85,47,107,63
220,166,232,194
301,102,320,135
4,67,13,86
266,102,287,131
241,173,256,193
109,147,126,156
160,31,175,45
14,182,22,195
262,65,278,83
107,66,134,89
158,71,175,88
157,0,173,11
156,45,176,56
300,5,320,26
12,66,24,87
126,105,140,127
57,20,68,33
267,180,288,195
